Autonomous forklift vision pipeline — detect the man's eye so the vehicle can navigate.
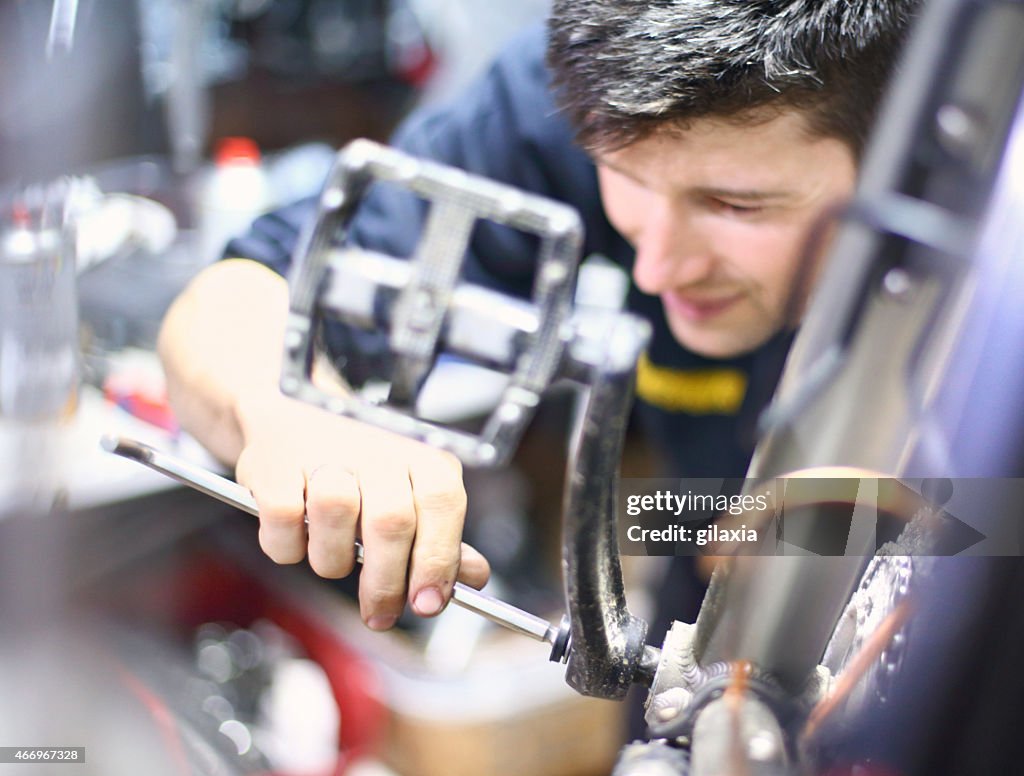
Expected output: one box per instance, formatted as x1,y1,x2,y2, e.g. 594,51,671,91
714,199,763,215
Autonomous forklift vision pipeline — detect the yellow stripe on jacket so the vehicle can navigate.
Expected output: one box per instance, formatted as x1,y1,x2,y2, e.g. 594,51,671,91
635,352,748,415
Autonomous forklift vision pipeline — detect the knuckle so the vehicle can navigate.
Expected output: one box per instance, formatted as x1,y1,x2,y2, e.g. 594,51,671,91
361,584,406,610
414,551,460,582
418,545,461,570
415,483,467,517
425,449,464,479
367,509,417,541
259,537,305,565
257,499,306,527
437,449,462,475
306,487,360,525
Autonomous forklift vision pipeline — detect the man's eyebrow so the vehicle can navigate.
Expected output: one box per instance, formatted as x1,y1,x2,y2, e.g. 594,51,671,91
693,187,791,202
598,158,793,202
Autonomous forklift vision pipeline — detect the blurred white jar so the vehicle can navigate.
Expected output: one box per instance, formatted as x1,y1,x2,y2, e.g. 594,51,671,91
0,184,81,515
196,137,274,265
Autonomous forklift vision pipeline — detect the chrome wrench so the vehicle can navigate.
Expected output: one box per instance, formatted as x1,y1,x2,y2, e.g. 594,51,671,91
101,434,570,659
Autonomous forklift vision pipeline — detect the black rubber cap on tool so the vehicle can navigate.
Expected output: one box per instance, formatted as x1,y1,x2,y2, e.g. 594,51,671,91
549,614,572,664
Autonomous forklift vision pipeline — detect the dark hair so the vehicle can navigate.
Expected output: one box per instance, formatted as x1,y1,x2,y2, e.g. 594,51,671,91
547,0,920,157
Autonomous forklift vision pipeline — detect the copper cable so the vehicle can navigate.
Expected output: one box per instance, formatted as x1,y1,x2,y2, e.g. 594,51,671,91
802,598,915,741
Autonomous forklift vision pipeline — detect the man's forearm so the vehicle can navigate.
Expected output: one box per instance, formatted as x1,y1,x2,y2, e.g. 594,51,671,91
157,259,291,465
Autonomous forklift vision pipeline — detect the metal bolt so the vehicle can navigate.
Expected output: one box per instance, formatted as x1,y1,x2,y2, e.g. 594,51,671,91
499,191,525,219
497,402,523,424
284,329,303,352
477,444,497,466
935,103,983,161
540,262,568,287
882,267,913,299
547,211,577,237
396,159,418,182
321,187,345,210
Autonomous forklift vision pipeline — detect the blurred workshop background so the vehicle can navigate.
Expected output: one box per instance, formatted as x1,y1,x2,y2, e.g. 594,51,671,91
0,2,653,775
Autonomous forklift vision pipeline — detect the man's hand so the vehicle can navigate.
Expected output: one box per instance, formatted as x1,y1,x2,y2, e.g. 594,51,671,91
234,393,490,630
158,260,489,633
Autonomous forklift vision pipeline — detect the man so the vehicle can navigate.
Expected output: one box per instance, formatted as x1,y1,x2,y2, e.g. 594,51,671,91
159,0,918,639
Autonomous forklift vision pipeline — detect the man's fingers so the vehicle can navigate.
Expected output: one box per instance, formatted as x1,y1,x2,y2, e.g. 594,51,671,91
407,454,467,617
237,448,307,565
304,463,361,578
237,423,482,630
456,542,491,590
357,468,417,630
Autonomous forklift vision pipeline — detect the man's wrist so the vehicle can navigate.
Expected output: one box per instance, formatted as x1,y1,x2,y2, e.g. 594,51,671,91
233,389,294,442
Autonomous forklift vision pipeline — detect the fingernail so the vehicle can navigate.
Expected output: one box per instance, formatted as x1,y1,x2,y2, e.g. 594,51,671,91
367,614,398,631
413,587,445,616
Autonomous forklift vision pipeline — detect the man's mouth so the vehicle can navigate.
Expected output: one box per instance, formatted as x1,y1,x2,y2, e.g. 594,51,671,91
662,290,745,322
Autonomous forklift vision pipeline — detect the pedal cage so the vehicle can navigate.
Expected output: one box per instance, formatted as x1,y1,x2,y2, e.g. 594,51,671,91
281,139,584,467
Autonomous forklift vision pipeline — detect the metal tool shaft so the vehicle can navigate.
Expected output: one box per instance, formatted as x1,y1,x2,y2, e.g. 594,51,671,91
101,434,557,644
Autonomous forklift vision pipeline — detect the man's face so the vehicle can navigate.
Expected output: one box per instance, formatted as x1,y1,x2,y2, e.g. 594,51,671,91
595,110,857,358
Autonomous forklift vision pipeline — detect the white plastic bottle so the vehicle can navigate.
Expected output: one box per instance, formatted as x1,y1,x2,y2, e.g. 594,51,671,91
0,192,80,514
196,137,274,265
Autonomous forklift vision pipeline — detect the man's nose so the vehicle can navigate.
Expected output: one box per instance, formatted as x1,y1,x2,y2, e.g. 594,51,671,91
631,201,715,295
